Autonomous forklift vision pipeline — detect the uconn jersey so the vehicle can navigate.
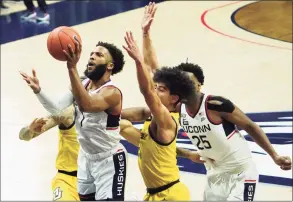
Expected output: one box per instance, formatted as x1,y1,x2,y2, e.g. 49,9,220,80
74,78,122,154
180,94,258,201
74,78,127,200
180,94,253,172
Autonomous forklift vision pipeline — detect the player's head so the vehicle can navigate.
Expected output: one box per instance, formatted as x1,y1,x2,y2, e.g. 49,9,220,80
175,62,204,92
84,41,125,81
153,67,195,109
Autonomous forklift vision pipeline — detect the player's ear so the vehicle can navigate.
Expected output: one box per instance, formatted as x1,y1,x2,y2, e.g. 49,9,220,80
171,95,179,105
107,63,114,70
197,84,201,92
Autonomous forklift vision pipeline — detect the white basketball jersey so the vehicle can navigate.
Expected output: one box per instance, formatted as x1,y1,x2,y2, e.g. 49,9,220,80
180,94,252,171
74,78,122,154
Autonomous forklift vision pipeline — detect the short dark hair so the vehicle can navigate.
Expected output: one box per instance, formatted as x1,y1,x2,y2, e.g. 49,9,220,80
175,62,204,85
96,41,125,75
153,67,195,102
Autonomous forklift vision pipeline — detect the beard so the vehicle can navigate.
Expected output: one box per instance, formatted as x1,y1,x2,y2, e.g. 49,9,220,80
84,63,108,81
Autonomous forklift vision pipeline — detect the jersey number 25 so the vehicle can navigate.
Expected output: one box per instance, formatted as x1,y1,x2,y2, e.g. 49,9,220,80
191,135,212,150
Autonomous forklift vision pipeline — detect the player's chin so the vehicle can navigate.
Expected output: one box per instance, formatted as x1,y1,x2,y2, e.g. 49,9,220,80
87,65,94,71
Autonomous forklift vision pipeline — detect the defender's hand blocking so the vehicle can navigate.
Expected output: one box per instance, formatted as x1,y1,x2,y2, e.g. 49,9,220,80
28,117,48,133
63,36,82,69
123,31,143,62
19,69,41,94
273,155,292,170
19,118,47,141
141,2,157,34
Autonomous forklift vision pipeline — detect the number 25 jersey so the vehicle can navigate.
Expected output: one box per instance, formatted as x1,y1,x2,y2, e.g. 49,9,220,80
180,94,252,171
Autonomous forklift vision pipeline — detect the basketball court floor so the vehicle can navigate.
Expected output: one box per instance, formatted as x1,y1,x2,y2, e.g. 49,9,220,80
1,0,292,200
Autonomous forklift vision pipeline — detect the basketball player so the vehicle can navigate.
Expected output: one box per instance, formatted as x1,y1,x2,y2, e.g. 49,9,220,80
123,2,292,201
19,105,79,201
122,31,193,201
19,40,127,201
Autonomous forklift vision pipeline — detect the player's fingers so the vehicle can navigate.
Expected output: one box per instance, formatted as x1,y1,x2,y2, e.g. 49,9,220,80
73,36,81,53
36,118,46,124
63,50,72,60
23,77,31,84
67,44,74,56
19,71,28,78
122,45,131,54
198,159,206,164
149,2,155,13
147,2,151,13
25,76,35,84
281,165,292,170
144,5,148,15
31,118,38,125
126,31,131,41
32,69,37,78
130,31,135,43
124,35,131,48
151,6,157,18
283,158,292,166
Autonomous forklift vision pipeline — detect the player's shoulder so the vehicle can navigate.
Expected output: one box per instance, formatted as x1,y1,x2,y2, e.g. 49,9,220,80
206,95,235,113
99,85,122,97
206,95,232,103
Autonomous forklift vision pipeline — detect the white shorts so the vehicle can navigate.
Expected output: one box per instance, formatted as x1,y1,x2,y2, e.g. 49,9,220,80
77,143,127,200
204,161,259,201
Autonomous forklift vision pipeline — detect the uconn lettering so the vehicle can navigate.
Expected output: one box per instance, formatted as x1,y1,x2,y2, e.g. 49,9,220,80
182,124,211,134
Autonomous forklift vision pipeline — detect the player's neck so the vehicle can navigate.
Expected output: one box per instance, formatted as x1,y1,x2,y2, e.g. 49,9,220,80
89,76,111,90
167,105,177,112
186,93,203,114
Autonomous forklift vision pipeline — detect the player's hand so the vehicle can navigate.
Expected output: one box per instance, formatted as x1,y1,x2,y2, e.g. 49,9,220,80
63,36,82,69
141,2,157,34
19,69,41,94
123,31,143,63
188,151,206,164
273,155,292,170
28,117,48,133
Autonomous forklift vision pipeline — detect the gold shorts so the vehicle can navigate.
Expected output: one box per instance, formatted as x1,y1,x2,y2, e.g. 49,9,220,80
144,181,190,201
51,172,79,201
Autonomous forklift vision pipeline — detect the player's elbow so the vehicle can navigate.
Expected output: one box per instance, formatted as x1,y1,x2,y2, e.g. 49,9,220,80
120,119,132,131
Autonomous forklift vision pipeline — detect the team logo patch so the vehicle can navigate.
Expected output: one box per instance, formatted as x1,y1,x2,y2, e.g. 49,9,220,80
53,187,63,201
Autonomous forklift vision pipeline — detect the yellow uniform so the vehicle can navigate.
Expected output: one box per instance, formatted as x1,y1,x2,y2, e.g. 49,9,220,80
138,112,190,201
51,123,80,201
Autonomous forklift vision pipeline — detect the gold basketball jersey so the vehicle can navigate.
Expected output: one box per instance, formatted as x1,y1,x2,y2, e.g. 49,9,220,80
138,112,180,188
56,124,79,172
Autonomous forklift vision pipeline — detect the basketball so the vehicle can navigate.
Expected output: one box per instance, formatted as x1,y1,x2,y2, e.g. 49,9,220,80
47,26,82,61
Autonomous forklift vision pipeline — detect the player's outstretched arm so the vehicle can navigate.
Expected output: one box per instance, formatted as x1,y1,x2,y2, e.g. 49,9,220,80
120,119,141,147
20,69,74,115
142,2,159,74
123,31,175,143
19,106,75,141
209,96,292,171
176,147,206,164
121,107,151,122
